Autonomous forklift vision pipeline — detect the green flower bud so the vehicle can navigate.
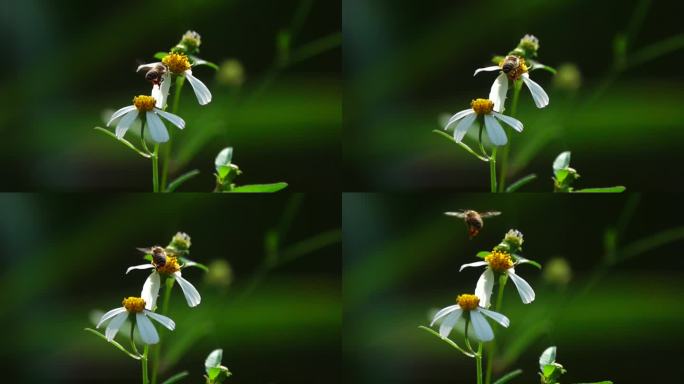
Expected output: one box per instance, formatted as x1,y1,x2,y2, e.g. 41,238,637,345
179,30,202,53
518,34,539,55
170,232,192,251
503,229,524,250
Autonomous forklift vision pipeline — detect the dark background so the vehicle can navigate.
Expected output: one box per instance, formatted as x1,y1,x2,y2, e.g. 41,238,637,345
0,0,340,191
0,193,341,383
343,193,684,383
343,0,684,191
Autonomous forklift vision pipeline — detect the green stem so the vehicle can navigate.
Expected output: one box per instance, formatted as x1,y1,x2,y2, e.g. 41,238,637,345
489,148,498,193
152,144,160,192
150,277,175,384
498,80,522,192
476,343,484,384
142,344,150,384
161,76,185,192
484,274,508,384
130,322,140,356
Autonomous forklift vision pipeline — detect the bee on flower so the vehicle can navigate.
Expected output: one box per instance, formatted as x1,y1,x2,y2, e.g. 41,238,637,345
445,98,523,146
430,294,509,341
107,95,185,143
138,51,212,108
97,297,175,345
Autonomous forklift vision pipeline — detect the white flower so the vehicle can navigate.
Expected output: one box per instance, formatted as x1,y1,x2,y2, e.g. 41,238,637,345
107,95,185,143
96,297,175,345
445,98,523,146
138,52,212,107
474,55,549,112
460,250,536,308
430,294,509,342
127,246,201,309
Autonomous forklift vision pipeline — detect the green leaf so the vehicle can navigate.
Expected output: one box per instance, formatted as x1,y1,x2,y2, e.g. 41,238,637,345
476,251,491,259
506,174,537,192
84,328,140,360
573,186,626,193
554,169,569,183
180,257,209,272
165,170,200,193
207,367,221,380
515,255,542,269
160,371,189,384
493,369,523,384
205,349,223,371
530,60,557,74
94,127,151,159
553,152,571,171
418,326,475,358
542,364,558,378
154,51,168,60
432,130,490,162
190,55,219,70
228,183,289,193
539,346,557,370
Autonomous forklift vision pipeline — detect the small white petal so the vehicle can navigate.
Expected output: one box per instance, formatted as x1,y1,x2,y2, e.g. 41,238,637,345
484,114,507,146
521,73,549,108
439,309,463,338
184,70,212,105
115,110,139,139
155,109,185,130
144,310,175,331
105,311,129,341
492,112,523,133
126,264,155,274
136,312,159,344
473,66,501,76
97,307,127,328
459,261,488,272
507,269,536,303
151,73,171,109
146,111,170,143
469,309,494,341
430,304,460,326
444,109,475,130
489,72,509,113
453,113,477,142
141,271,161,310
479,308,510,328
137,62,162,73
107,105,136,127
174,272,201,307
475,269,495,308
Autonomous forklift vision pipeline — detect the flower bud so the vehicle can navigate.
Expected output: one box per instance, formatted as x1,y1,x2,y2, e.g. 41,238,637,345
170,232,192,251
178,30,202,54
503,229,524,250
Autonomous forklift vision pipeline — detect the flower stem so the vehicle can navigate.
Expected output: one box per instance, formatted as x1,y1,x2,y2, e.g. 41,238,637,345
141,344,149,384
489,148,498,193
476,343,484,384
152,144,160,192
484,274,509,384
150,277,175,384
160,76,185,192
498,80,522,192
130,322,140,356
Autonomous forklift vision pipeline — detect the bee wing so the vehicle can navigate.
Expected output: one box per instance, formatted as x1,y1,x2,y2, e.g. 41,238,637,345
444,211,466,218
137,247,153,254
479,211,502,218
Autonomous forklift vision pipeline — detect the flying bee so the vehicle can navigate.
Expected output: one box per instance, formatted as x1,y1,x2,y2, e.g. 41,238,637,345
444,210,501,239
137,246,168,267
501,55,521,74
139,63,167,85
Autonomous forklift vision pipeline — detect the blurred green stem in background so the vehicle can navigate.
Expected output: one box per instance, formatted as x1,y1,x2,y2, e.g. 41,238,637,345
151,277,176,384
498,80,522,192
161,76,185,192
485,274,508,384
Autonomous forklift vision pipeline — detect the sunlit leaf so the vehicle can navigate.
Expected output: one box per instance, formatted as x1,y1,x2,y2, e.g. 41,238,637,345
573,186,626,193
229,183,288,193
553,151,571,171
476,251,491,259
154,52,168,60
94,127,151,159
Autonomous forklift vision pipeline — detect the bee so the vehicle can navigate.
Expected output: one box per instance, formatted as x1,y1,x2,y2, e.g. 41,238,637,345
501,55,521,74
137,246,168,267
139,63,167,85
444,210,501,239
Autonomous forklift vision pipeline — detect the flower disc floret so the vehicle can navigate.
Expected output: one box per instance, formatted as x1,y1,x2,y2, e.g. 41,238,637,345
133,95,156,112
471,98,494,115
156,257,181,275
485,250,514,272
456,294,480,311
122,297,146,313
162,53,191,74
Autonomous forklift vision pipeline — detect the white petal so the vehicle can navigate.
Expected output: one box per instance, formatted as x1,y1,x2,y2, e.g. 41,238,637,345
184,70,212,105
489,72,508,113
151,73,171,109
473,66,501,76
430,304,460,326
115,110,139,139
137,62,162,73
479,308,510,328
475,269,495,308
146,111,169,143
174,272,201,307
453,113,477,142
521,73,549,108
155,109,185,130
105,311,129,341
492,112,523,133
97,307,127,328
459,261,488,272
107,105,136,126
444,109,475,130
144,310,175,331
141,271,161,310
439,309,463,338
136,312,159,344
469,309,494,341
484,114,507,146
126,264,154,274
507,270,535,304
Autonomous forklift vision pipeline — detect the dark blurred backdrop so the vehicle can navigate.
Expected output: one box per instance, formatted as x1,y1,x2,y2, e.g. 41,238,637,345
0,0,340,191
0,193,341,383
343,0,684,191
343,193,684,383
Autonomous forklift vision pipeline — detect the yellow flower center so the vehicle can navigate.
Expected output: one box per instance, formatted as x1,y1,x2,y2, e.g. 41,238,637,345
156,256,181,275
457,294,480,311
485,250,514,272
133,95,156,112
162,53,191,74
122,297,146,313
471,98,494,115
